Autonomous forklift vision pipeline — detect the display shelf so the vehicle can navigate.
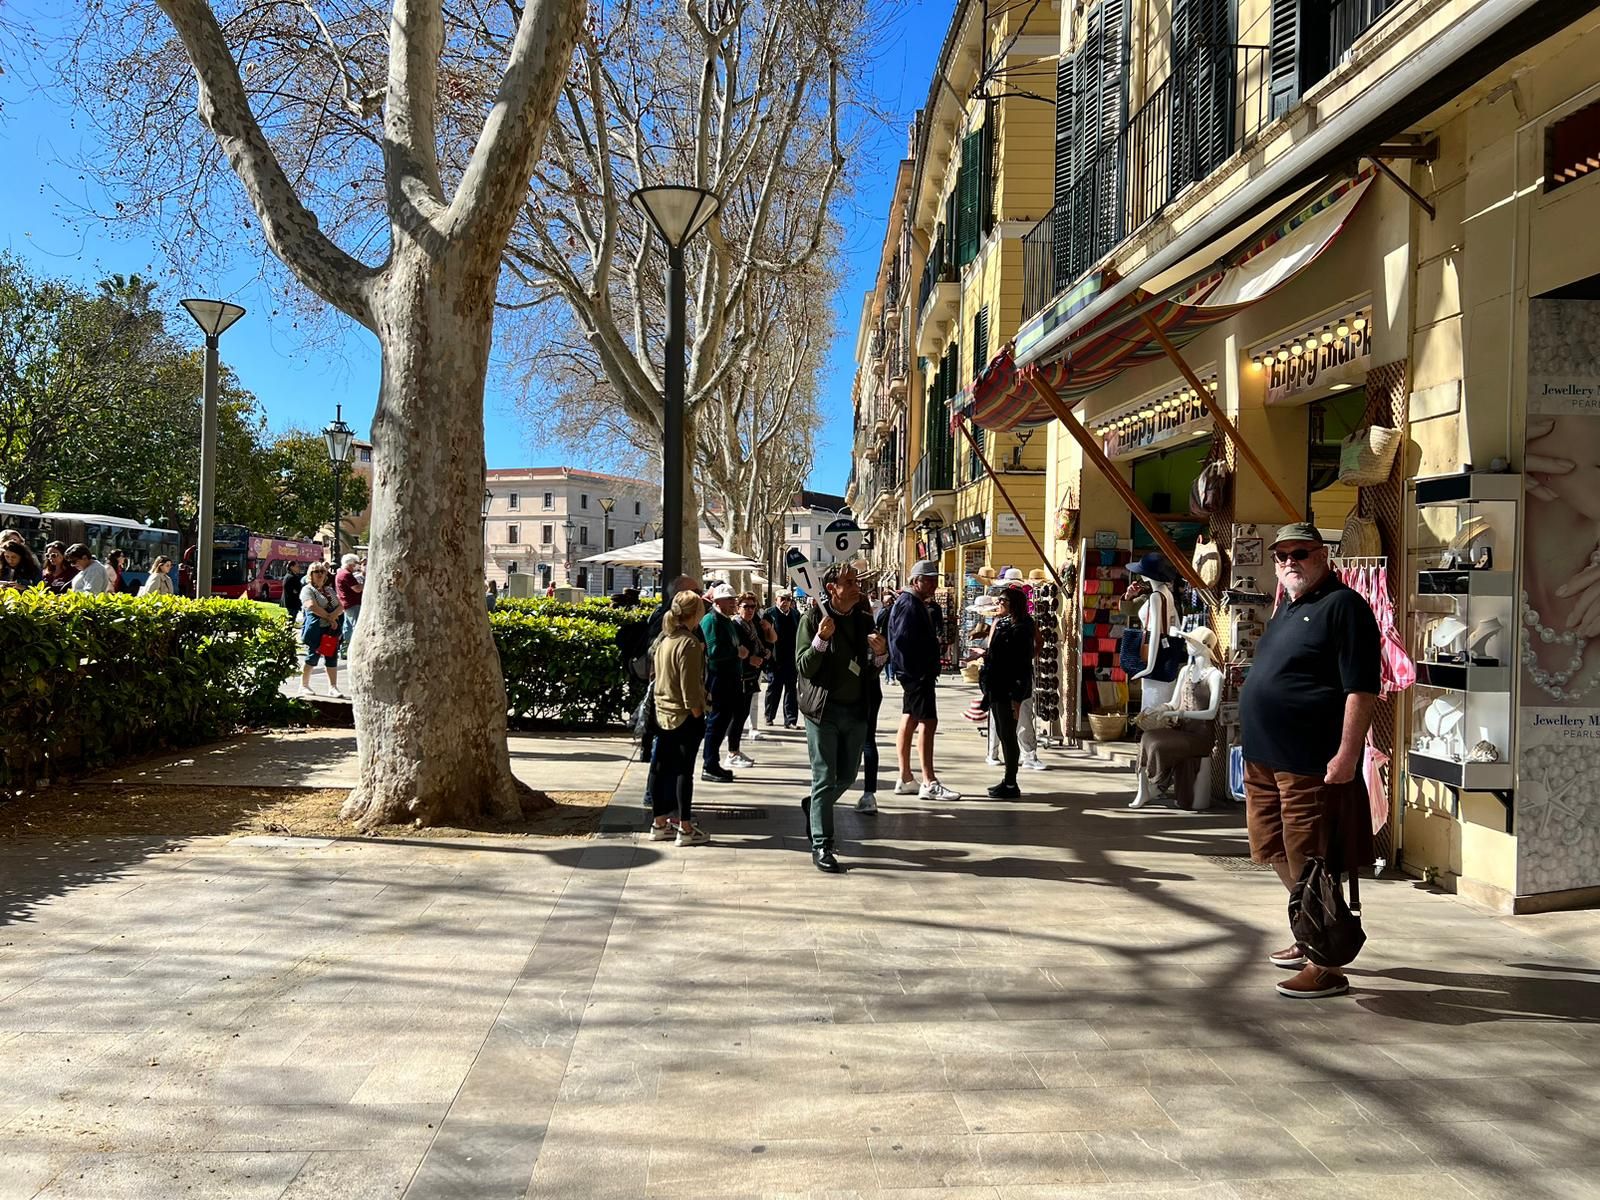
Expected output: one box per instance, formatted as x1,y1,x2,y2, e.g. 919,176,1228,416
1407,752,1514,792
1414,570,1513,598
1414,471,1522,506
1415,663,1512,692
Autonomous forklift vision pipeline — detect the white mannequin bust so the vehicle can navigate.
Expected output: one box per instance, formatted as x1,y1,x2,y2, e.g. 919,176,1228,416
1132,580,1178,711
1131,637,1223,810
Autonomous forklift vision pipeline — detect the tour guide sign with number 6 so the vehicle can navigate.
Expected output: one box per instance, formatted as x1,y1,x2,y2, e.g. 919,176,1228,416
785,519,867,594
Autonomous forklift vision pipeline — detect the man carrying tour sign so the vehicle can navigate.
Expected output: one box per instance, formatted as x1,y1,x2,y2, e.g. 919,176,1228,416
1239,522,1380,1000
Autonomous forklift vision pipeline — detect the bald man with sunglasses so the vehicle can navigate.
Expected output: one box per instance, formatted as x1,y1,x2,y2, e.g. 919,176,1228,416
1239,522,1380,1001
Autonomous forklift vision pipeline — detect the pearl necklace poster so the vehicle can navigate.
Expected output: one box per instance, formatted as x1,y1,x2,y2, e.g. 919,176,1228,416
1519,297,1600,897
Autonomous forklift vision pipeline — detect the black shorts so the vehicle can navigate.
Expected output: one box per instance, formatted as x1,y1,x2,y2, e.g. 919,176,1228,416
901,675,938,721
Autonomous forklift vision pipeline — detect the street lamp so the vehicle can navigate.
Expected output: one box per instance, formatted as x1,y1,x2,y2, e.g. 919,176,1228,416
629,183,720,586
179,297,246,597
322,405,356,562
599,496,616,594
481,487,493,581
563,517,576,587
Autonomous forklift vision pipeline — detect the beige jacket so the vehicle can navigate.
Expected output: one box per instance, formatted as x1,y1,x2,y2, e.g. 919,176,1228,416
652,631,707,731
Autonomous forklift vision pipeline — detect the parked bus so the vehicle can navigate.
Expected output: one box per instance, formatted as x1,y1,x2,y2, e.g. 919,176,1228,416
37,512,181,592
182,525,325,600
0,503,44,548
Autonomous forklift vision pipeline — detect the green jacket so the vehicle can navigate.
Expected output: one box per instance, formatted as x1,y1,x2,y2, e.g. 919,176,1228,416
700,609,742,676
796,598,875,708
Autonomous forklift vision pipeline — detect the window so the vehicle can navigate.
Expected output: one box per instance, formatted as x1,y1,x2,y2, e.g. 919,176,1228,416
816,524,822,535
791,522,799,535
541,524,553,544
507,562,519,576
634,501,641,516
605,528,615,550
579,526,589,545
604,567,614,592
541,492,553,509
358,447,372,463
813,546,821,562
1056,0,1130,284
577,567,589,589
509,492,520,510
580,494,589,509
1547,99,1600,193
507,524,520,545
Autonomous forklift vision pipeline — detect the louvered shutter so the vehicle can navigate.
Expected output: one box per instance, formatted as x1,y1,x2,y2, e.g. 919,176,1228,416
1171,0,1235,194
974,305,990,374
980,104,996,236
1053,54,1075,293
1269,0,1301,117
1091,0,1129,264
957,129,982,266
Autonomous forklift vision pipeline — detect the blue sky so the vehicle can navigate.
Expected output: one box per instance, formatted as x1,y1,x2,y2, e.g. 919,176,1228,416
0,4,948,496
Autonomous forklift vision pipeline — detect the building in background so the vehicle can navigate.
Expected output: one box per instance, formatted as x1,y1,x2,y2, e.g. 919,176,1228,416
484,467,657,594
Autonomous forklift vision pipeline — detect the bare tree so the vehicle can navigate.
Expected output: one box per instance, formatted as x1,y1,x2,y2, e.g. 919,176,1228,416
497,0,861,576
66,0,583,828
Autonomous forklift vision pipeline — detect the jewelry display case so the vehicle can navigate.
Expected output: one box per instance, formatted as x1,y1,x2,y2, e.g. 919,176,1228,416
1407,471,1520,792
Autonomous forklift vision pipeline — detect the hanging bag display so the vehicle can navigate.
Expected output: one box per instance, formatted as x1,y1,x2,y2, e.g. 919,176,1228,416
1337,424,1403,487
1192,536,1223,589
1340,510,1382,559
1189,433,1231,516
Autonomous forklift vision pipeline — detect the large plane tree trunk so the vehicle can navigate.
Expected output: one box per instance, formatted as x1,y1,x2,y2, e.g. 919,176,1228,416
340,242,527,829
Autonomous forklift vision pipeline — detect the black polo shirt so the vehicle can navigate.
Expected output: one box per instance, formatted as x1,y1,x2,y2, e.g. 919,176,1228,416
1239,573,1380,777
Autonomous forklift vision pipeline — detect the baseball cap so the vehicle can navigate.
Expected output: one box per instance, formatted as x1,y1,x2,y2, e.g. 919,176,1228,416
1268,522,1325,549
709,583,736,600
910,559,940,580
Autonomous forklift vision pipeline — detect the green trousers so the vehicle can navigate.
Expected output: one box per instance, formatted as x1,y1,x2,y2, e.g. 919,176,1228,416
804,699,870,849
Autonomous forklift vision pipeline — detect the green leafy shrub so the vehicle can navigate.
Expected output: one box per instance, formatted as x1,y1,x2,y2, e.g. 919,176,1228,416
491,606,647,726
1,590,298,794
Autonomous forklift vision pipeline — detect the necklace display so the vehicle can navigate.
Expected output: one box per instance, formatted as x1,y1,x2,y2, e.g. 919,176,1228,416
1521,591,1600,701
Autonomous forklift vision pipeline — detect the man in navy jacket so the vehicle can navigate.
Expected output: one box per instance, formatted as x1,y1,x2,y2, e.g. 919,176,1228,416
887,561,961,802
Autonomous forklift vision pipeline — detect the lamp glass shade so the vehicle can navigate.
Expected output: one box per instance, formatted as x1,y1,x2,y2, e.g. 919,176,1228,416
629,185,720,249
180,298,246,337
599,496,617,513
322,417,356,466
482,489,494,518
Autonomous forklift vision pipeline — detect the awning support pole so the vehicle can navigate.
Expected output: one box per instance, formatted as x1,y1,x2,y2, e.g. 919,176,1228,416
1367,156,1436,219
1024,373,1212,595
955,419,1067,594
1137,312,1302,523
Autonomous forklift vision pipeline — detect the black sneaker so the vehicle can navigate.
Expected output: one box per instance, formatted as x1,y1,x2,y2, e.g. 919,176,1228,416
700,767,734,783
987,782,1022,799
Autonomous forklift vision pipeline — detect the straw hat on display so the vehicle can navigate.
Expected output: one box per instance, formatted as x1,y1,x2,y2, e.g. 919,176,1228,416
1028,568,1049,583
975,565,998,584
1182,627,1219,664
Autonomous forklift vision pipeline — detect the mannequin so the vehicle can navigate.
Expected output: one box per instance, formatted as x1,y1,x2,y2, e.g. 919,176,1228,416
1132,578,1180,712
1131,627,1223,810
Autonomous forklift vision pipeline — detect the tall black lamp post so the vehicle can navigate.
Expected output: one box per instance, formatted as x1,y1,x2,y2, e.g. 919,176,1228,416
179,298,246,597
563,517,577,587
322,406,356,562
627,184,720,586
599,496,616,594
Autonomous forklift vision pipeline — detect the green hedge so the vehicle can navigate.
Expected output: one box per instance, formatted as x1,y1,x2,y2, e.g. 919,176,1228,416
492,603,648,726
1,590,299,794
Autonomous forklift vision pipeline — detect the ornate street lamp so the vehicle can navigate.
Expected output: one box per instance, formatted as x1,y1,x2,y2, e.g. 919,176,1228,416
628,184,720,586
322,405,356,562
563,517,577,585
179,297,246,597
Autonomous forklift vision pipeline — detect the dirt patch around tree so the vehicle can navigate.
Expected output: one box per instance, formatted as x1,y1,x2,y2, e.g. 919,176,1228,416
0,782,609,842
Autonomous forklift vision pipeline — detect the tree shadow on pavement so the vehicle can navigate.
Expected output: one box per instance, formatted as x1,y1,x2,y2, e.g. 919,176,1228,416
1348,963,1600,1025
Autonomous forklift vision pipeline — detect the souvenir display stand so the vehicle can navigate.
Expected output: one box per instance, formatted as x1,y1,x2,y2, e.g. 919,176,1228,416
1077,540,1131,733
1407,472,1520,793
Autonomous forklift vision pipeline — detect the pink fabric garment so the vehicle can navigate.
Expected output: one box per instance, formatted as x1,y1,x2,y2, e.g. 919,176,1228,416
1364,734,1391,835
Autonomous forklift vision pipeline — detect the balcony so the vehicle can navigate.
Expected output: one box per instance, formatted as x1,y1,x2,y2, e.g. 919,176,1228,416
916,239,959,357
910,447,955,519
489,543,534,555
1024,42,1271,323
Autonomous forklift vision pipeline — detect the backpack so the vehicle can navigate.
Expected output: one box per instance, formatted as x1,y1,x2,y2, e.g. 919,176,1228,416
1288,857,1366,968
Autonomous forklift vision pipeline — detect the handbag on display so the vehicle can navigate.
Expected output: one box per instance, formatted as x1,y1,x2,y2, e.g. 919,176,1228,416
1340,511,1382,559
1189,434,1231,516
1337,424,1403,487
1192,536,1223,588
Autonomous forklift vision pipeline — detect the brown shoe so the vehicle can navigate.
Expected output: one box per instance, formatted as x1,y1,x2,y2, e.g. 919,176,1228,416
1276,964,1349,999
1268,943,1307,969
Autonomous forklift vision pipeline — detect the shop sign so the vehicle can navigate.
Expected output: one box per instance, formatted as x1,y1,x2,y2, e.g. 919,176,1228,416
1094,530,1120,550
1517,297,1600,897
1258,305,1371,405
996,513,1025,536
954,515,987,545
933,526,958,553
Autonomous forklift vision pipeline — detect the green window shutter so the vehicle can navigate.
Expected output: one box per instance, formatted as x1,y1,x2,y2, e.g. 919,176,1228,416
975,305,990,374
981,105,996,234
1270,0,1301,117
958,130,981,266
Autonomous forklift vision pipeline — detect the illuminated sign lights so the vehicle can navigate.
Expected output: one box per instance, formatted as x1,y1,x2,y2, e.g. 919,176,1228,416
1091,376,1218,459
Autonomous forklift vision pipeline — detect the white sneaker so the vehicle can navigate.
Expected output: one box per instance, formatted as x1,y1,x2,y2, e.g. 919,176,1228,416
748,728,766,741
330,689,348,700
856,792,878,814
919,780,962,801
984,755,1000,767
1021,753,1048,771
726,752,755,769
648,822,676,841
892,779,920,796
297,686,317,699
676,825,710,846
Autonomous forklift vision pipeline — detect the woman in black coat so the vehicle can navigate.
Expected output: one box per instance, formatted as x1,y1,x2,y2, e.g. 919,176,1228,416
981,586,1035,798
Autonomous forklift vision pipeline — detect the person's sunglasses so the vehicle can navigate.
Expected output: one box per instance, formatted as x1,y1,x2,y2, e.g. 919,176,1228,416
1273,547,1315,563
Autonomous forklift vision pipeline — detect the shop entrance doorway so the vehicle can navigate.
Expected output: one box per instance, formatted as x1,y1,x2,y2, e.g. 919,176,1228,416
1306,389,1367,537
1130,440,1209,555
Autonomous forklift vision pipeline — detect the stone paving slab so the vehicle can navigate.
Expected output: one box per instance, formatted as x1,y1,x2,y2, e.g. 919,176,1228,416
4,679,1600,1198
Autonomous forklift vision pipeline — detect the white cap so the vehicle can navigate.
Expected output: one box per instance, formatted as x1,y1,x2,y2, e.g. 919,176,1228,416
1000,567,1023,581
709,583,736,600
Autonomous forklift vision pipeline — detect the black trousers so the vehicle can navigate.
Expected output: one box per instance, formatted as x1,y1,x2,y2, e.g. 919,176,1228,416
764,673,799,725
861,690,882,793
702,674,742,770
727,687,755,753
991,699,1020,785
654,716,704,824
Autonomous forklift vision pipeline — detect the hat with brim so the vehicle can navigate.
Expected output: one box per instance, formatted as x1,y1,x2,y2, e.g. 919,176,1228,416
975,565,998,582
1268,522,1325,549
1128,552,1179,585
1027,568,1048,583
1182,626,1219,663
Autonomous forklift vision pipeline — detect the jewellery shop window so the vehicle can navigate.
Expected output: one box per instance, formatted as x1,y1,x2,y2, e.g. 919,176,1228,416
1408,471,1520,791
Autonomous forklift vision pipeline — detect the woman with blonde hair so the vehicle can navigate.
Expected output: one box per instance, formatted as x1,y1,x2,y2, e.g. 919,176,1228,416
138,556,175,596
651,588,711,846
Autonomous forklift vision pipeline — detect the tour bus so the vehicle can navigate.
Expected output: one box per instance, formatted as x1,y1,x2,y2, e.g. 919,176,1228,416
37,512,182,592
183,525,326,601
0,503,44,548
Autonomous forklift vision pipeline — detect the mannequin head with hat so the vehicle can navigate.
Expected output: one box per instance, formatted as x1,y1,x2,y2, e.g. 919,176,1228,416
1269,522,1329,600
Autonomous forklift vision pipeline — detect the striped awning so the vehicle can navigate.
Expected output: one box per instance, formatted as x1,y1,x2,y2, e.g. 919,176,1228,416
957,172,1374,433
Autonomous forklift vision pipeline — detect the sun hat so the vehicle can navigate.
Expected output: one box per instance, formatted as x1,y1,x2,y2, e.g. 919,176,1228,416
1269,522,1325,549
709,583,736,600
1182,627,1219,662
975,565,997,582
1000,567,1023,581
910,559,941,580
1128,552,1179,585
1027,568,1048,582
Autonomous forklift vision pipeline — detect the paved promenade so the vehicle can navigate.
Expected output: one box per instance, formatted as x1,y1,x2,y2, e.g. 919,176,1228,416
3,682,1599,1199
